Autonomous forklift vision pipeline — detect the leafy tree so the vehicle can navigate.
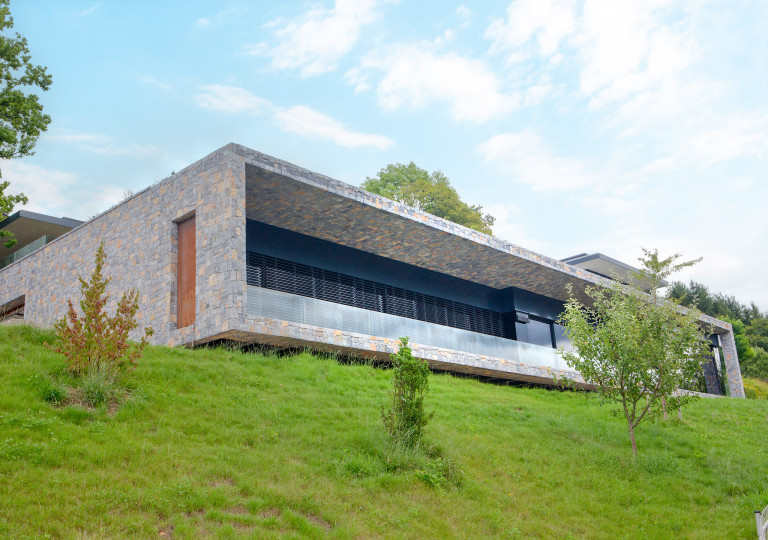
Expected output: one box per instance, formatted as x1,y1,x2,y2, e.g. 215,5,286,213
746,317,768,352
724,316,768,381
668,280,765,326
50,243,153,381
362,162,495,235
743,347,768,382
0,0,52,247
0,181,26,247
559,249,711,458
382,337,433,448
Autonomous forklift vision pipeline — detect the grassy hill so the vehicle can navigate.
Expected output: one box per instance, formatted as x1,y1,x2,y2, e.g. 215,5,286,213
1,324,766,539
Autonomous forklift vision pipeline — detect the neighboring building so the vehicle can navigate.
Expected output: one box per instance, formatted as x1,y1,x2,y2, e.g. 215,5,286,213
0,143,745,397
0,211,82,270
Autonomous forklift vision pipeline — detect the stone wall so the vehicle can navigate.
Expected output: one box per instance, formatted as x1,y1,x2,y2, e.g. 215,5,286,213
0,144,247,347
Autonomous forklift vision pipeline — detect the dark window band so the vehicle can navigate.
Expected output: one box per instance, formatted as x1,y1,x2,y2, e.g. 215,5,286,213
246,251,505,338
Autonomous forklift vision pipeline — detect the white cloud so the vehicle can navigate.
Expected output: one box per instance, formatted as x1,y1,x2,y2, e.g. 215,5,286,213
138,74,173,91
684,113,768,165
478,131,598,191
196,85,272,115
195,7,245,29
577,0,695,106
455,5,473,25
245,0,381,77
486,0,577,59
194,85,393,149
273,106,394,149
45,133,162,158
0,161,124,220
484,202,549,253
75,4,98,18
352,44,519,123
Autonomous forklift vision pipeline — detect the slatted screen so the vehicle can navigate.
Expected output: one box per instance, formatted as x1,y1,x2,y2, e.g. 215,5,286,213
246,251,505,338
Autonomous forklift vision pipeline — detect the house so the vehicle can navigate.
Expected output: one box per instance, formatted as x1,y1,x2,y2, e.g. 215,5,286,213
0,143,745,397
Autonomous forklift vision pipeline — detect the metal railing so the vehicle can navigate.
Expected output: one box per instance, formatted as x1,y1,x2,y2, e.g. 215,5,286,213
246,285,571,372
0,234,54,269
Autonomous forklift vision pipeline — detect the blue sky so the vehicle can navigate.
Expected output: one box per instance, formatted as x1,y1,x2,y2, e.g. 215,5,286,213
5,0,768,309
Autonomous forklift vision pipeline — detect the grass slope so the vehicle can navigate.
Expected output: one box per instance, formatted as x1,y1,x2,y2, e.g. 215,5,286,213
1,324,767,539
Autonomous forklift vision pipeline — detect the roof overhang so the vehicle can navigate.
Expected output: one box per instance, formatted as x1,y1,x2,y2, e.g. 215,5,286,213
231,144,731,335
561,252,668,291
0,210,83,259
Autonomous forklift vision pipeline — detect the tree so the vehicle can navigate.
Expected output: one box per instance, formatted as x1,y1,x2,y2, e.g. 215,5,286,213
558,249,711,458
362,162,495,235
0,0,52,247
381,337,433,448
50,243,153,380
746,317,768,352
668,280,765,326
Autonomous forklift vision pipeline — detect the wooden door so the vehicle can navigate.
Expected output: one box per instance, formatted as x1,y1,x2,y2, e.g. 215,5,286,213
177,216,196,328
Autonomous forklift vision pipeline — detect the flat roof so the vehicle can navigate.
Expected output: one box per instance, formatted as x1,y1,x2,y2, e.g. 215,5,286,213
231,143,729,334
561,252,668,290
0,210,83,259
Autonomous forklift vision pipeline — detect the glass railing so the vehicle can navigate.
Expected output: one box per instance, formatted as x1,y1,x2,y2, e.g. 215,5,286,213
246,285,572,372
0,234,54,269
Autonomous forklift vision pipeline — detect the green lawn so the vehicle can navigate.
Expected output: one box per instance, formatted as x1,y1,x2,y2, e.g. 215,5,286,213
1,324,766,539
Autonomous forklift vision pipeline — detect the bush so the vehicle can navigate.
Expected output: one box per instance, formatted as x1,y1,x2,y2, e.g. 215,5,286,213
49,242,153,381
381,337,433,448
740,346,768,381
743,377,768,400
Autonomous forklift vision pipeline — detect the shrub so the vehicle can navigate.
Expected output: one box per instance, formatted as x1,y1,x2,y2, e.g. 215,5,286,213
743,377,768,400
740,346,768,382
49,242,153,380
381,337,433,448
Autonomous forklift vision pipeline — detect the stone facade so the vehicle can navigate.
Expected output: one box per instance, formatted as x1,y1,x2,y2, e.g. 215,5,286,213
0,143,745,397
0,144,247,347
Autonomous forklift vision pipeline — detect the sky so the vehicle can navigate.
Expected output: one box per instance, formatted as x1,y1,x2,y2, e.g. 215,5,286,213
4,0,768,310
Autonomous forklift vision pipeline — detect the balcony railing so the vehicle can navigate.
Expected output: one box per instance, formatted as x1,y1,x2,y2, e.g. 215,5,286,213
246,285,572,372
0,235,54,269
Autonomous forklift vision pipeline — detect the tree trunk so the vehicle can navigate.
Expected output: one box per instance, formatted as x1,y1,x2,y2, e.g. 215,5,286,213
628,422,638,459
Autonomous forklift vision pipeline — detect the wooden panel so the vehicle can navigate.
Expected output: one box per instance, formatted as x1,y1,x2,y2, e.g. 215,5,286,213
177,216,196,328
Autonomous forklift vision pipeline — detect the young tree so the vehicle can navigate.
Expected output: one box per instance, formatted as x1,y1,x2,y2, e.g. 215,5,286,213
362,162,495,235
382,337,433,448
50,243,153,380
0,0,52,246
558,249,712,458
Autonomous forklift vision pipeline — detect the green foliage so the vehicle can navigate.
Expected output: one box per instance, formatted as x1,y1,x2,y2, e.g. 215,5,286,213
0,0,52,247
741,347,768,382
667,280,765,326
362,162,495,235
746,317,768,352
0,180,26,248
49,242,153,381
559,249,711,458
381,337,433,448
743,377,768,400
